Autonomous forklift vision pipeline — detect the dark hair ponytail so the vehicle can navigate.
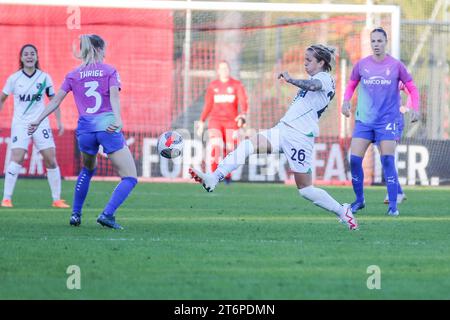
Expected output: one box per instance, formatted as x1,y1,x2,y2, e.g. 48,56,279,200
307,44,336,72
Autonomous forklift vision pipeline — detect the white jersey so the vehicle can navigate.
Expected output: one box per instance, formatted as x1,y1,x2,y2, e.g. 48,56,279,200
280,72,335,137
2,69,55,124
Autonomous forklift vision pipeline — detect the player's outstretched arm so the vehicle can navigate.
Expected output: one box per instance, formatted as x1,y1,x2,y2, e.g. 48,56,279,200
278,71,322,91
28,89,67,135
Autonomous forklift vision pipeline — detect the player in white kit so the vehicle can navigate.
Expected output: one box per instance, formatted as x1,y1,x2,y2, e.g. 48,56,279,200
0,44,69,208
190,44,358,230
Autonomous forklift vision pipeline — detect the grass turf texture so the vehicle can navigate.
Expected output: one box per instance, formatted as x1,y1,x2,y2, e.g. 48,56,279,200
0,179,449,299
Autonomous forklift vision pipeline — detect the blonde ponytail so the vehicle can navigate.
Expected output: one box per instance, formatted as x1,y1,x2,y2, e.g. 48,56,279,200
75,34,106,66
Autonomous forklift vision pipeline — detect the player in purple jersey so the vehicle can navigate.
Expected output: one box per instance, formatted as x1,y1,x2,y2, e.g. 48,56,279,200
342,28,420,217
29,34,137,229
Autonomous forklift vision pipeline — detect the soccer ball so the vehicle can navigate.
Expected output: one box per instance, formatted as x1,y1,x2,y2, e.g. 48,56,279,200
157,130,184,159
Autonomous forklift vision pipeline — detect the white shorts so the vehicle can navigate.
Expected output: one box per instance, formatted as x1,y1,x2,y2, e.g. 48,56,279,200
10,118,55,151
259,122,313,173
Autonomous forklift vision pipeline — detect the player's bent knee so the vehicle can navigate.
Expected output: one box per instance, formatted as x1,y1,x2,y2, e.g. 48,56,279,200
81,152,97,170
11,158,25,166
111,150,137,178
82,158,97,170
44,163,58,169
43,157,58,169
117,162,137,179
10,150,26,165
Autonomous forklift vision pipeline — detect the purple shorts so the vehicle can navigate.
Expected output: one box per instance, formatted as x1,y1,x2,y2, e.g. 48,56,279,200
77,131,126,155
352,120,401,143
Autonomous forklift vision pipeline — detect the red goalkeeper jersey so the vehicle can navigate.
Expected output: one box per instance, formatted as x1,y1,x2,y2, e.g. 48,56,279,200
200,77,248,122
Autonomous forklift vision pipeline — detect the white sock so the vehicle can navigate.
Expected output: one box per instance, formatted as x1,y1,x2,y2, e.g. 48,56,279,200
46,166,61,201
215,139,255,180
3,162,22,200
299,186,344,217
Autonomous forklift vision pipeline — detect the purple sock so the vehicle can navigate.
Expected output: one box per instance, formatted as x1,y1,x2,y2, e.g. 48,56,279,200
381,155,398,212
350,155,365,203
73,167,96,215
103,177,138,217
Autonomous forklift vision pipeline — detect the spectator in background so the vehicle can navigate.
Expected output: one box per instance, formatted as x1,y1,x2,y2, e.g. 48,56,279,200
197,60,248,182
0,44,69,208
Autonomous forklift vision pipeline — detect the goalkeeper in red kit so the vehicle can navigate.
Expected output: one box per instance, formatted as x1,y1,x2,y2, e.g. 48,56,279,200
197,60,248,181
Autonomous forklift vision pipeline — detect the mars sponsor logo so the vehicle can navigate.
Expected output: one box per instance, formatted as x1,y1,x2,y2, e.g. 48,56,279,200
363,76,392,85
19,93,42,102
214,94,236,103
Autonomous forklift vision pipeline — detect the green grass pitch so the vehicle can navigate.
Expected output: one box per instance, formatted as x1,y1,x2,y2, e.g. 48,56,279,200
0,179,449,300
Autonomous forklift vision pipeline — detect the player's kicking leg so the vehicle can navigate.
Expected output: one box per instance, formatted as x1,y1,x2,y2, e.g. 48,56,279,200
189,168,220,192
189,138,256,192
300,184,358,230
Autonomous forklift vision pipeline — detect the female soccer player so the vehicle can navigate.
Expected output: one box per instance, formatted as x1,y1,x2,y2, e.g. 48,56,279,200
29,34,137,229
341,27,420,216
0,44,69,209
190,44,358,230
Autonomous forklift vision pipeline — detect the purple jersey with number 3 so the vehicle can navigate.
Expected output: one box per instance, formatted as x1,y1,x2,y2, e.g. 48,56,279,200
350,54,412,125
61,63,121,133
